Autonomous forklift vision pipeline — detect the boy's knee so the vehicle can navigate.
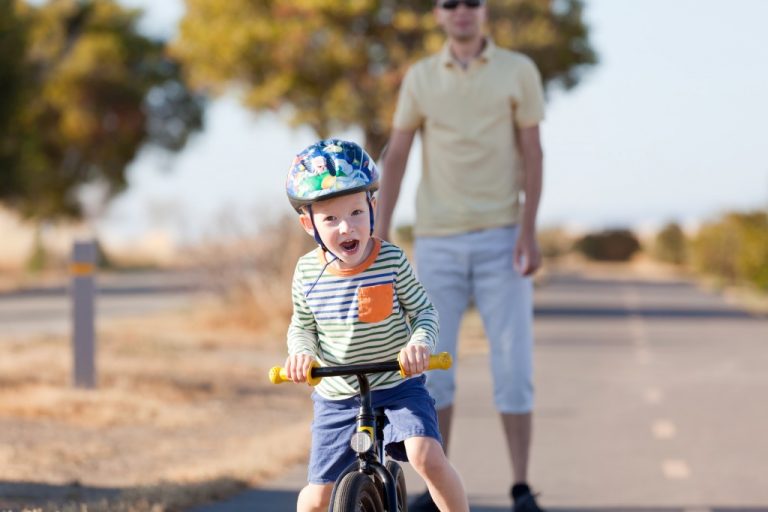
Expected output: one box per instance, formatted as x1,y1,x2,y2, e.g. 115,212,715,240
298,483,333,512
405,437,446,476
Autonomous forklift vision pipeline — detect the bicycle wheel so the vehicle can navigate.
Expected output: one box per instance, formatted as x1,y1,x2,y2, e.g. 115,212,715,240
332,471,385,512
385,461,408,512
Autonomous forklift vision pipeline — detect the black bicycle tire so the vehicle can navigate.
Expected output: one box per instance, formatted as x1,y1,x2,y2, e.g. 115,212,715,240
332,471,385,512
385,460,408,512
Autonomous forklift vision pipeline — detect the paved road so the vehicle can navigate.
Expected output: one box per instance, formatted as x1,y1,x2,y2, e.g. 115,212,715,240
0,271,205,339
198,270,768,511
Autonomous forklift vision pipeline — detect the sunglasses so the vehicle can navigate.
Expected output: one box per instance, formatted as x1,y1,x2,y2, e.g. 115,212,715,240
439,0,484,9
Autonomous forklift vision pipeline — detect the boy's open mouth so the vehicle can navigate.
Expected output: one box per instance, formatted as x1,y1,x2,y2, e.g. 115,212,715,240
340,239,359,252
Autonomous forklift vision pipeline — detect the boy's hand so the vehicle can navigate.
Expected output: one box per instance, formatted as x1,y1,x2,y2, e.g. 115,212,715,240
285,354,316,384
399,344,431,376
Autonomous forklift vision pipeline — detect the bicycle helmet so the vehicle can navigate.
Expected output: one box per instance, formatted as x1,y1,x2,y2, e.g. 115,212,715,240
286,139,380,258
286,139,379,213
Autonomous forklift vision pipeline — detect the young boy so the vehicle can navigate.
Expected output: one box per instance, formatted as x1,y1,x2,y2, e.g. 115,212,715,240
283,139,469,512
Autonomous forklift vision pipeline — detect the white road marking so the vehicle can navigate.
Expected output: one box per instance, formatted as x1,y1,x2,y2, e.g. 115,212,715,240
652,419,677,439
662,459,691,479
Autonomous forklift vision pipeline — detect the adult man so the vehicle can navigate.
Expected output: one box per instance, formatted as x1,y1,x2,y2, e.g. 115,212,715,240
374,1,546,511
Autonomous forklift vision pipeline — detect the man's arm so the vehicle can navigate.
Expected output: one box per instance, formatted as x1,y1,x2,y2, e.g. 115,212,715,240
515,124,544,276
374,128,416,241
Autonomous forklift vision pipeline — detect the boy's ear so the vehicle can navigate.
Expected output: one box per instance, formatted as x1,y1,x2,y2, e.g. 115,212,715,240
298,211,315,236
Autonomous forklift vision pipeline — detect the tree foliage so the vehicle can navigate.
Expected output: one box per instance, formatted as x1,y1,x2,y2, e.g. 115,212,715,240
173,0,597,157
575,229,641,262
653,221,687,265
0,0,203,220
691,211,768,291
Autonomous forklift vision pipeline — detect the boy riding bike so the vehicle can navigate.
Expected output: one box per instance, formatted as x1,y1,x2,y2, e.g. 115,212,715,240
283,139,469,512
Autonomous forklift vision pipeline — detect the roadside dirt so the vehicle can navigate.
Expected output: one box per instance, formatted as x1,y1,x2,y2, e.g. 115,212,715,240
0,306,314,511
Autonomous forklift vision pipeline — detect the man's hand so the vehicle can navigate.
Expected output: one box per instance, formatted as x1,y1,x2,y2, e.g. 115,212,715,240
399,343,431,376
514,229,541,277
284,353,316,384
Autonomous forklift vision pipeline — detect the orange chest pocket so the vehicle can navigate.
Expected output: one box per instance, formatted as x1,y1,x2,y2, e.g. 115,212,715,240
357,283,394,323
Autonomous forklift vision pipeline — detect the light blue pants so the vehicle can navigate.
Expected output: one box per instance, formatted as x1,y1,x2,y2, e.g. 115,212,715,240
414,226,534,413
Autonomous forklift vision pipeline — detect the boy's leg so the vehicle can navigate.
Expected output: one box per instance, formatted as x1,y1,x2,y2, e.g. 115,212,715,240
404,436,469,512
297,483,333,512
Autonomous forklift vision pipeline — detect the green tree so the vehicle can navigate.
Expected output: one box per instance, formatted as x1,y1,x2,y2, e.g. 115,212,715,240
0,0,203,221
654,221,687,265
173,0,596,157
691,211,768,290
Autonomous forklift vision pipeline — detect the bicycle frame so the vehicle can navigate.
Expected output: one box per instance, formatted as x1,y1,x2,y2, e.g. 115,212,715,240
320,366,400,511
269,354,452,511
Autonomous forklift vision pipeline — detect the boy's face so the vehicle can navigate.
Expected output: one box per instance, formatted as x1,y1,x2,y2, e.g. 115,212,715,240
300,192,375,269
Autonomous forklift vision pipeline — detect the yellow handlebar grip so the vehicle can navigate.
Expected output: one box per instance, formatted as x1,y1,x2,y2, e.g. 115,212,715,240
268,361,322,386
399,352,453,377
428,352,453,371
268,366,290,384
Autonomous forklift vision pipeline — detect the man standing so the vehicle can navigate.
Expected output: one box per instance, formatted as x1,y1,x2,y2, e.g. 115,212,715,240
374,1,546,511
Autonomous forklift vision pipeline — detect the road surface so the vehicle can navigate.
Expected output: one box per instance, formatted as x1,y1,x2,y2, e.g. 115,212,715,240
191,270,768,511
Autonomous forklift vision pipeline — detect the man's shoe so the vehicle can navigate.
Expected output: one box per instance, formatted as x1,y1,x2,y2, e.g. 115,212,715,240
511,484,546,512
409,490,440,512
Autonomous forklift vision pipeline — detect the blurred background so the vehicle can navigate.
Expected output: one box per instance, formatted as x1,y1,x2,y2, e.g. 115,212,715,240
1,1,767,511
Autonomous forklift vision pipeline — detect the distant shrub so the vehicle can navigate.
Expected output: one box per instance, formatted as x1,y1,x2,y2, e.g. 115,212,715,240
653,222,687,265
538,226,574,259
691,211,768,290
575,229,641,261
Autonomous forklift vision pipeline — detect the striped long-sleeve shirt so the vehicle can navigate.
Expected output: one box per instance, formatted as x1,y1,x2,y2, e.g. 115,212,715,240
287,238,438,400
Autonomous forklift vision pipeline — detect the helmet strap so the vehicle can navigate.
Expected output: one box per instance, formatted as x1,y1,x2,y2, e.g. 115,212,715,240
307,204,340,262
366,192,375,236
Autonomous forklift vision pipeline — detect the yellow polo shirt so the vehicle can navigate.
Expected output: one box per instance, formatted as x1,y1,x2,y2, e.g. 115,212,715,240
393,39,545,236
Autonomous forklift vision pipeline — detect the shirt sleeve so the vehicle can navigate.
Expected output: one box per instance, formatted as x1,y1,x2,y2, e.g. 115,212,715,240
394,249,438,352
513,55,546,128
286,262,319,357
392,66,425,131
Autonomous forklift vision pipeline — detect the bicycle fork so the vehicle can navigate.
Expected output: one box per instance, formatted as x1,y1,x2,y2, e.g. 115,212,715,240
328,373,398,511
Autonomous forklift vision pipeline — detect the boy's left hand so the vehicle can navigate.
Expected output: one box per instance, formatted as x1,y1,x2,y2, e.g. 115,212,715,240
399,344,431,376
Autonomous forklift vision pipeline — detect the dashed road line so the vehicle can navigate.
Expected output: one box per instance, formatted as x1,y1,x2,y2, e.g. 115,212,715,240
651,419,677,439
662,459,691,479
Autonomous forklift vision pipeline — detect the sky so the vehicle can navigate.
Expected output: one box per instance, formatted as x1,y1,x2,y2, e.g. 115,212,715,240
101,0,768,247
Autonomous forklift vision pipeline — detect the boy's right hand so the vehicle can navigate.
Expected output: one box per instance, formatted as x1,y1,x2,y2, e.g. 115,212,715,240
284,354,316,383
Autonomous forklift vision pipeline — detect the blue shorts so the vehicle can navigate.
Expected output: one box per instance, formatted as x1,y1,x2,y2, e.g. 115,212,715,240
307,375,441,484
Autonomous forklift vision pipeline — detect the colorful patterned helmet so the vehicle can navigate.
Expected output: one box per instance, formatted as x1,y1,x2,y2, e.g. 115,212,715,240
286,139,379,212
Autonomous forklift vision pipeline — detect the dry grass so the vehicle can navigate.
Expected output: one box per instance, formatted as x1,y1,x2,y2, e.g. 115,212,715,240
188,214,315,334
0,307,315,512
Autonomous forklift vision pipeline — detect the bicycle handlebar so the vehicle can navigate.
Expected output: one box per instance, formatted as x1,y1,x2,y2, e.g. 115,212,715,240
269,352,452,386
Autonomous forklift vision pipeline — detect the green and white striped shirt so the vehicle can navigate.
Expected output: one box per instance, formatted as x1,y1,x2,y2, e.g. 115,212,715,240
287,238,438,400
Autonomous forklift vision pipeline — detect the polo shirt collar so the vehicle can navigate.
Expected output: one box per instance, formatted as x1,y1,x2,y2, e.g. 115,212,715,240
440,37,496,68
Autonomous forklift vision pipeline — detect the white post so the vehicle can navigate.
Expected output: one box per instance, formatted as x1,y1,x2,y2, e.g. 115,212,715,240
71,240,97,389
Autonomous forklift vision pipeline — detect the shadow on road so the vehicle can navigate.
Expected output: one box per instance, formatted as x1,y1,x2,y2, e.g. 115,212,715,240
6,480,766,512
534,305,755,320
0,481,122,510
0,479,249,512
542,509,768,512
